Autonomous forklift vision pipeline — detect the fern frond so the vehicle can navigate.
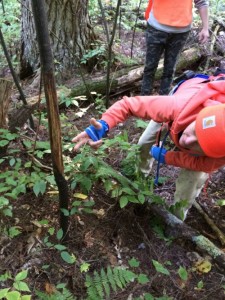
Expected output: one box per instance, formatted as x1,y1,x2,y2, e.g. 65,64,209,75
61,287,74,300
93,270,104,299
86,274,99,300
100,268,110,297
113,267,123,289
123,269,137,283
106,266,117,292
117,267,127,288
85,266,137,300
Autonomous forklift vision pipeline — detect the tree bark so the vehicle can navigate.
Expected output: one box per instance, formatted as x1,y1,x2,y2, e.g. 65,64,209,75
20,0,95,79
31,0,69,240
0,79,13,128
0,78,13,156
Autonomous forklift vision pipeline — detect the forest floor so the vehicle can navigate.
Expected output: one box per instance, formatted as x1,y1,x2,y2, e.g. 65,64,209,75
1,25,225,300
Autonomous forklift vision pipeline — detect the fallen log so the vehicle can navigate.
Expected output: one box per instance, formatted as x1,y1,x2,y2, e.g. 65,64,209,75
70,47,201,97
150,203,225,269
8,47,200,130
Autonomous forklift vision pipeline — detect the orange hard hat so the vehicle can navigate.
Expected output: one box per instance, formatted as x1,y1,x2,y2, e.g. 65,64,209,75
196,104,225,158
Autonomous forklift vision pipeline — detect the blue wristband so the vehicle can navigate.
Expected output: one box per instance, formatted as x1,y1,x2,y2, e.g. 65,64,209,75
150,145,167,164
85,120,109,142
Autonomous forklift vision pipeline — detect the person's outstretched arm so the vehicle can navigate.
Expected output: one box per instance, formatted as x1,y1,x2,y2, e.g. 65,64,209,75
72,95,178,151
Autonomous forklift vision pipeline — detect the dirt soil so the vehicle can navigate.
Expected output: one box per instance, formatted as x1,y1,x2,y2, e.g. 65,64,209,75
1,23,225,300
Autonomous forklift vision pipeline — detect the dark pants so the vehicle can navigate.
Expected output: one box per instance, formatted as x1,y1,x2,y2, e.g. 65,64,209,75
141,25,190,95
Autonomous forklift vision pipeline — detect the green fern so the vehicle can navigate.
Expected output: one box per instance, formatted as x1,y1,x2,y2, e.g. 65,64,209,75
107,266,117,292
85,266,137,300
85,274,99,300
93,270,104,299
100,268,110,297
35,286,75,300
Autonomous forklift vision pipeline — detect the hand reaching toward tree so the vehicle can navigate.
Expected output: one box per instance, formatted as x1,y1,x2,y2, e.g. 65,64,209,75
72,118,109,151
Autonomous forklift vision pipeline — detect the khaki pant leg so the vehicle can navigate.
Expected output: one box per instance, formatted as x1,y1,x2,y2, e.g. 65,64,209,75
173,169,209,220
137,120,162,176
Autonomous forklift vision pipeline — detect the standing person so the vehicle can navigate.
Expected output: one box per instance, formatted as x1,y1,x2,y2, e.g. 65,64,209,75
72,71,225,220
141,0,209,96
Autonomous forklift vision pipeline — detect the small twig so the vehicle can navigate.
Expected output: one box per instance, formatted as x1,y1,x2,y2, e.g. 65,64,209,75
193,201,225,246
27,153,53,171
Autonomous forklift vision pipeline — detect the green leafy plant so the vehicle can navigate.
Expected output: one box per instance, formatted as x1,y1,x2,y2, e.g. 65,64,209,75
43,228,76,264
0,270,31,300
178,266,188,281
152,260,170,276
35,283,75,300
85,266,139,300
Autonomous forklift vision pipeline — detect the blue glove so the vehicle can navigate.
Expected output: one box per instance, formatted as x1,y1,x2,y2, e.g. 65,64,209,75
150,145,167,164
85,120,109,142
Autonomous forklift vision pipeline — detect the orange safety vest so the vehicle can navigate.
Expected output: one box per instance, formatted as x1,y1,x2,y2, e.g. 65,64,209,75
145,0,193,27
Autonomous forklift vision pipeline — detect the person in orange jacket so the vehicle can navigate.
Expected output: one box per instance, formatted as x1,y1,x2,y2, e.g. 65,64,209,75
141,0,209,96
72,70,225,220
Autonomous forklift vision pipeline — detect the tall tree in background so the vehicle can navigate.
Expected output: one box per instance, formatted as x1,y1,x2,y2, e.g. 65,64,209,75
20,0,95,79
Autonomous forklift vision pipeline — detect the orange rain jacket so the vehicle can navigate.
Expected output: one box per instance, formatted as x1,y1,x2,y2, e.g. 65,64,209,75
145,0,193,27
101,75,225,173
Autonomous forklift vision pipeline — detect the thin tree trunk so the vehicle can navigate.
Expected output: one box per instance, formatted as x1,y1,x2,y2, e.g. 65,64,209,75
31,0,69,240
0,79,13,128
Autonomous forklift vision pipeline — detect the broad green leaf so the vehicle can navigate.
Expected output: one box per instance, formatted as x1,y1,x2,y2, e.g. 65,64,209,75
9,158,16,166
0,140,9,147
119,196,128,208
60,251,76,264
13,281,30,292
5,290,20,300
197,280,204,289
61,208,70,216
121,187,136,195
15,270,28,281
48,227,55,235
72,201,82,207
80,262,90,273
33,180,46,196
8,226,21,238
127,195,139,203
0,288,10,298
137,274,149,284
56,229,64,240
178,266,188,281
144,293,154,300
70,207,78,215
128,257,140,268
0,197,9,206
152,260,170,276
54,244,67,251
21,295,31,300
138,194,145,204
